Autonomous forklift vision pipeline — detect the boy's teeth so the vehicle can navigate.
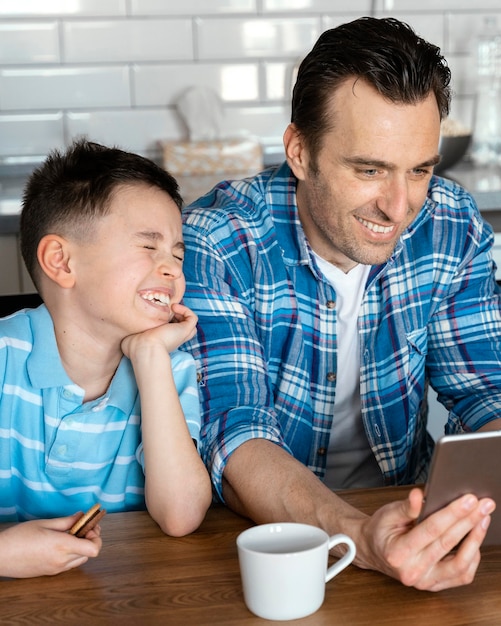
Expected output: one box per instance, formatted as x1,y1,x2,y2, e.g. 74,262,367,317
143,292,171,306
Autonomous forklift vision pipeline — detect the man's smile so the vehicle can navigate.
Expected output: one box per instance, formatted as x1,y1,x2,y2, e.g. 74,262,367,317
355,215,395,235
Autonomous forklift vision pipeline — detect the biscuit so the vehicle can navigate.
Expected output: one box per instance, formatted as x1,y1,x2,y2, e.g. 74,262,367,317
69,503,106,538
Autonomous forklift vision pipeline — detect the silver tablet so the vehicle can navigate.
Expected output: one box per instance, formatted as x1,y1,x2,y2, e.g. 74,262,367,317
420,431,501,545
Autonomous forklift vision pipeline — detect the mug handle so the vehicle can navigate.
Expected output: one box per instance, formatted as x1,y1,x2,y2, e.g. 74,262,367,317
325,534,356,582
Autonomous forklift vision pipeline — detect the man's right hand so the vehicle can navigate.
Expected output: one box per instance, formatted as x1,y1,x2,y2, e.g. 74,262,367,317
357,486,495,591
221,439,495,592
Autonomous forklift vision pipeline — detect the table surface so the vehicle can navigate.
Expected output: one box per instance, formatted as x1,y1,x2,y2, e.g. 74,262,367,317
1,486,500,625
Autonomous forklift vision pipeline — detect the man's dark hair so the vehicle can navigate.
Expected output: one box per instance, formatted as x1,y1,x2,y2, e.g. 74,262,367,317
20,138,182,289
291,17,451,165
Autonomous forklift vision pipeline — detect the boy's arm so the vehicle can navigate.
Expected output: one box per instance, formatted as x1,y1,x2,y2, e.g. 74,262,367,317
122,303,212,537
0,515,102,578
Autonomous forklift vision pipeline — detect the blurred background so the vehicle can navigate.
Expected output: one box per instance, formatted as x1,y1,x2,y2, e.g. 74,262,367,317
0,0,498,167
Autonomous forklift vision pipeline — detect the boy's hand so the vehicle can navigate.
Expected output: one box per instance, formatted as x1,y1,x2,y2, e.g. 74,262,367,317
0,514,102,578
121,303,198,357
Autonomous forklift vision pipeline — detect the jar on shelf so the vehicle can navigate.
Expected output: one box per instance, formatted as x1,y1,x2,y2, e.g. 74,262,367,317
471,16,501,167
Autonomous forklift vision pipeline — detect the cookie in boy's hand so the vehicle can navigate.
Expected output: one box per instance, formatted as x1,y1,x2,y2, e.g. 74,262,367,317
69,503,106,538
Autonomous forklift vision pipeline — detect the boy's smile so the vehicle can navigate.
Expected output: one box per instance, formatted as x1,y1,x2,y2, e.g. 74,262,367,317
69,182,186,344
139,290,173,308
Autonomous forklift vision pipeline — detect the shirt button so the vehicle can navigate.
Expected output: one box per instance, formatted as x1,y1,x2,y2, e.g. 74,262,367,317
62,389,72,399
326,372,336,382
317,447,327,456
57,445,67,456
326,300,336,309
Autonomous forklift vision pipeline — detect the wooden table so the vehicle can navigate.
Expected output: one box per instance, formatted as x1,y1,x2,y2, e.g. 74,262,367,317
1,486,501,625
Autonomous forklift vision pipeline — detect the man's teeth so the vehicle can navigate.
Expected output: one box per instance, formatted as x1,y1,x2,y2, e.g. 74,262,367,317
142,292,171,306
357,217,394,234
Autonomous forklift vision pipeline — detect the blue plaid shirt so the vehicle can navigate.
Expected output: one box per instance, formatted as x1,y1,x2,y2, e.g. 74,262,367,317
182,162,501,501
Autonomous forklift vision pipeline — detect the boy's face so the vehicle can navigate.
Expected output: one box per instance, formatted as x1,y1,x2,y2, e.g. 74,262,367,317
69,183,186,342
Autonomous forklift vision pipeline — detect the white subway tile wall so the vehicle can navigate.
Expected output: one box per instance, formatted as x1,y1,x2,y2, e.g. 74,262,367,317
0,1,127,18
0,22,60,64
63,19,194,63
0,0,500,163
197,18,320,59
0,67,131,111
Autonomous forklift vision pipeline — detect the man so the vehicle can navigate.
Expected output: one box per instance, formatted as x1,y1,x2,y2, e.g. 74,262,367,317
182,17,501,591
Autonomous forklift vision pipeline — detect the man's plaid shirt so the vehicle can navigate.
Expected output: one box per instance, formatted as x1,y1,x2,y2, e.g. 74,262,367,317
182,163,501,501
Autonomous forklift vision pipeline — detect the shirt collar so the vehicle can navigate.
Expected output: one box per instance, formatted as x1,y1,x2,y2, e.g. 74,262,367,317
27,305,72,389
27,304,137,413
269,162,312,268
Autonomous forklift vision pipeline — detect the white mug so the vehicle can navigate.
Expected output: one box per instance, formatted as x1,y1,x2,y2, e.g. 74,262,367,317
237,522,356,621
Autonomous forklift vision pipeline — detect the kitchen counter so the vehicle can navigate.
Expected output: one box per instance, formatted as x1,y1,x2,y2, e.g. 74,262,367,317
0,175,28,235
442,161,501,231
1,161,501,234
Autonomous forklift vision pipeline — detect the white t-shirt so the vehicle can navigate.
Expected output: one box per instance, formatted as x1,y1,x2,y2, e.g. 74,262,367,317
312,253,383,490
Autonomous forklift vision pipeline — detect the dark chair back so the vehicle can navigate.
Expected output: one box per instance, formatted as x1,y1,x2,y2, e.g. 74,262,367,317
0,293,43,318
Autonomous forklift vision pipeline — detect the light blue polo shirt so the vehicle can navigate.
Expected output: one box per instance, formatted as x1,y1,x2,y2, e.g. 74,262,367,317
0,304,201,522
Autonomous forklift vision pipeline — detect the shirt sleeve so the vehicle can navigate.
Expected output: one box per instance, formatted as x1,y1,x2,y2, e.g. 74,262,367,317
169,349,202,445
182,187,289,501
425,187,501,433
135,348,202,472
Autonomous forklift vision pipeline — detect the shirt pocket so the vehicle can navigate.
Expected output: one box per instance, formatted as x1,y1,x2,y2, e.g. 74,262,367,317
405,327,428,415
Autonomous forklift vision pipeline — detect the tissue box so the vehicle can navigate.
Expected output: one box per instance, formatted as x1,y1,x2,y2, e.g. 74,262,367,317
163,138,263,176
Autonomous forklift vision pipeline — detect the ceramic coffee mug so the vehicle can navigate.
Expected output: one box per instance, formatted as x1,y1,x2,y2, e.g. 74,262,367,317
237,522,356,621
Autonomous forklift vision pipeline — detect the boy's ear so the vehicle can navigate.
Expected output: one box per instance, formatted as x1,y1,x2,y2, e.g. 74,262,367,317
283,123,308,181
37,234,76,288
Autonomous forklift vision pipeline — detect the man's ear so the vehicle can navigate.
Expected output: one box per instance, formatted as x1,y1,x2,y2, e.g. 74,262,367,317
283,123,308,181
37,234,76,288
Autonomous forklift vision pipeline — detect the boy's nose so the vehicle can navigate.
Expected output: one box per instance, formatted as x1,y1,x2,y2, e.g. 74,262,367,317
159,258,182,278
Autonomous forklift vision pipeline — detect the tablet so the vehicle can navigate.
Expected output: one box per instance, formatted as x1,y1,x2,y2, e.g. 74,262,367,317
420,431,501,545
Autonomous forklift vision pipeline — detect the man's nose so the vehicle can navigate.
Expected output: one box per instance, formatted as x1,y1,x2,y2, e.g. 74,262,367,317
380,178,410,222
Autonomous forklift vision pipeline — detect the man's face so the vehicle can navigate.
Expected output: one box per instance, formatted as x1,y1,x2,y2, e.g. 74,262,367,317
286,78,441,272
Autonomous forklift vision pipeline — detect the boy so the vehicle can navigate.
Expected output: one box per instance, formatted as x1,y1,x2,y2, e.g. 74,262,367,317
0,139,212,578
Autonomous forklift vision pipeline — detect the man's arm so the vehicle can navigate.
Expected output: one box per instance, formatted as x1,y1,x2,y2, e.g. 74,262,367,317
479,418,501,431
223,439,495,592
427,201,501,433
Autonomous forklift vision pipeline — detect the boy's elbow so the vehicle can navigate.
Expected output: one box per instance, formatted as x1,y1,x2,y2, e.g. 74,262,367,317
147,472,213,536
159,519,199,538
157,501,211,537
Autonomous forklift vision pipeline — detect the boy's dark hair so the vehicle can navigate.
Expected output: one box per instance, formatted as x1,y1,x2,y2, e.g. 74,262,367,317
292,16,452,167
20,139,182,289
